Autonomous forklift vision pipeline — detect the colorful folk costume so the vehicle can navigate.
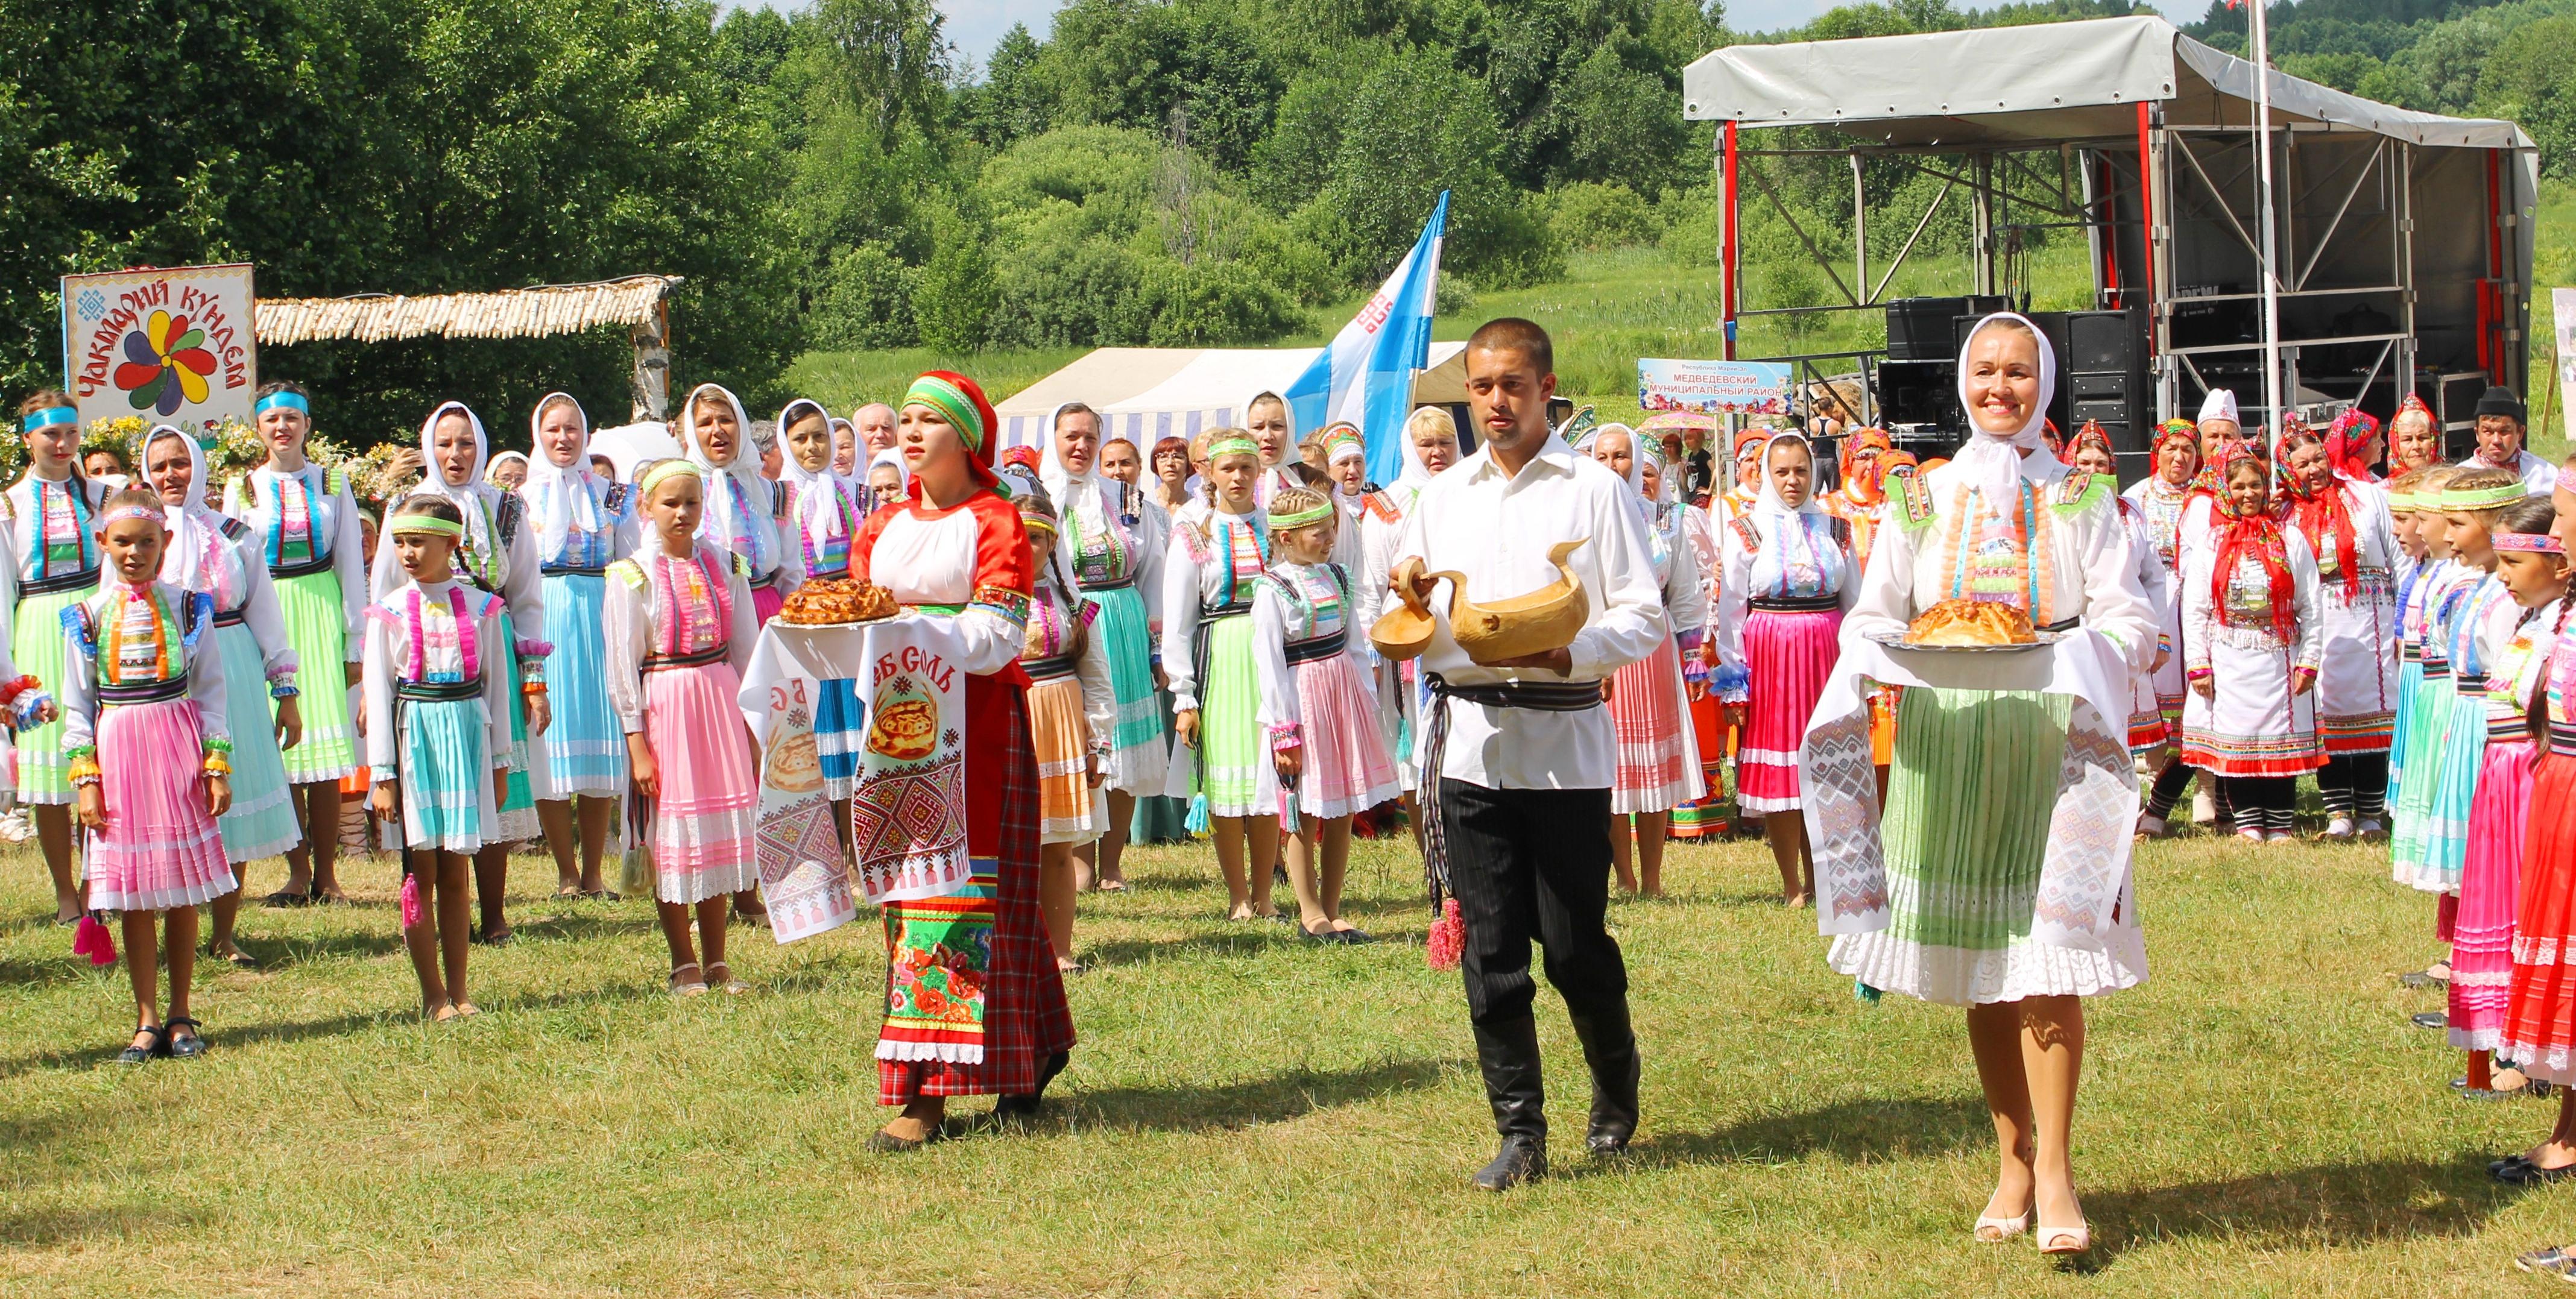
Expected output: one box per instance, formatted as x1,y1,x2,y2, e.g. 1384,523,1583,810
145,426,301,863
2393,550,2487,890
2504,599,2576,1083
2179,452,2325,838
1041,404,1170,805
2281,461,2399,828
2048,421,2174,758
226,395,362,786
852,371,1074,1106
680,383,789,624
604,511,762,902
2452,581,2558,1051
1351,441,1442,797
5,441,109,803
2420,561,2514,888
1017,489,1116,843
1804,313,2156,1005
777,398,868,799
2328,407,2383,485
1824,429,1901,770
1717,433,1851,816
522,395,637,802
2122,420,2200,752
62,567,235,911
2384,498,2441,850
362,564,514,854
374,403,551,840
1160,442,1276,821
1252,510,1400,821
1668,491,1730,838
1582,426,1708,814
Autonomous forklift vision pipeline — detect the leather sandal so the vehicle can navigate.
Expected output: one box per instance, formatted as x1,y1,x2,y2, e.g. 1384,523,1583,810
2038,1222,2091,1255
705,962,750,995
669,962,708,996
163,1016,206,1059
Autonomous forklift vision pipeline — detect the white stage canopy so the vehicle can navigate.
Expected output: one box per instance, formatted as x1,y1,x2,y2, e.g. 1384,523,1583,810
995,342,1470,450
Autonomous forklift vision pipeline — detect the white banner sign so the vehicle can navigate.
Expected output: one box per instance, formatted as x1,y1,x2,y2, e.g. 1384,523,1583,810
62,263,257,438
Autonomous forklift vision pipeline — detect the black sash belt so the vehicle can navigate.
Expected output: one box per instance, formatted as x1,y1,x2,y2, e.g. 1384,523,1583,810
98,678,187,705
270,553,333,580
1750,594,1839,613
21,567,98,597
1285,629,1349,665
396,679,482,702
1024,652,1078,681
212,609,246,628
1078,571,1138,593
643,644,727,673
1418,672,1606,910
541,564,607,577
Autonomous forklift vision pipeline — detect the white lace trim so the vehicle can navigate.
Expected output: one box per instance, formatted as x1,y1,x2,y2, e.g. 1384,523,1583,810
1826,924,2148,1006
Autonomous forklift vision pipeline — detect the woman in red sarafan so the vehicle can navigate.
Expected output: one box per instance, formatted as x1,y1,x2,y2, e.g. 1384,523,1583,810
850,370,1076,1150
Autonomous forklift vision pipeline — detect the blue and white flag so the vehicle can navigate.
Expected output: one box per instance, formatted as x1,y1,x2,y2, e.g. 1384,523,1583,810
1284,192,1448,487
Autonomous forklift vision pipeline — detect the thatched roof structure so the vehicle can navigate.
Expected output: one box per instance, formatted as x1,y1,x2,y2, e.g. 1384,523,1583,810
254,275,681,346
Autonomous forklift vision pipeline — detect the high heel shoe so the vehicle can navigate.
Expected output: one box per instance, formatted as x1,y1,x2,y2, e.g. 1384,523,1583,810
2037,1221,2091,1255
1972,1212,2028,1243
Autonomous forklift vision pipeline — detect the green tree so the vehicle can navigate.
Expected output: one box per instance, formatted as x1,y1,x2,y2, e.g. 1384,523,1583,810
809,0,953,148
915,211,1000,350
1046,0,1283,172
2477,14,2576,175
959,22,1056,149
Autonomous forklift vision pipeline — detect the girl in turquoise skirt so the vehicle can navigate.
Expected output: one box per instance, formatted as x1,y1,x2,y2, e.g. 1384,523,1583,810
774,397,867,835
7,390,107,923
1159,432,1276,919
375,403,549,945
524,392,635,899
229,382,364,905
143,425,304,968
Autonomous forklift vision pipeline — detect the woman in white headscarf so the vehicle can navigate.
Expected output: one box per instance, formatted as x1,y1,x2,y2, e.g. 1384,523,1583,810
142,424,302,967
1349,407,1462,827
774,397,870,813
1714,432,1855,903
678,382,786,623
1585,423,1709,898
1242,390,1305,508
1816,312,2158,1256
374,401,550,944
863,448,909,511
523,392,637,898
1041,400,1167,891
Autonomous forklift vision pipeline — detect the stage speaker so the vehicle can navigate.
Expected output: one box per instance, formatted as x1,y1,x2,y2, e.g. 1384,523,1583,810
1874,357,1959,428
2065,308,2144,374
1888,295,2006,360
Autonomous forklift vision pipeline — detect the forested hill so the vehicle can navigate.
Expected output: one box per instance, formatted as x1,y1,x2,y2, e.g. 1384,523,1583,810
2,0,2559,439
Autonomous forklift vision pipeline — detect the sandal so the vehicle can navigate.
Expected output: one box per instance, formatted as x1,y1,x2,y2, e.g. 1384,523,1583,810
579,889,622,902
554,884,582,900
868,1119,945,1152
2037,1221,2091,1255
163,1016,206,1059
117,1022,167,1065
1096,878,1129,894
669,962,709,997
705,961,750,995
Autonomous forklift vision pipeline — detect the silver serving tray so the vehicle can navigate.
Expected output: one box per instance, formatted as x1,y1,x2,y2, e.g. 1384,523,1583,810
1864,627,2065,653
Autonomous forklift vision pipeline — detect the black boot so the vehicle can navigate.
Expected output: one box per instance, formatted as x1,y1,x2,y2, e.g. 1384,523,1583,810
1470,1016,1547,1191
1568,1004,1641,1154
994,1049,1071,1122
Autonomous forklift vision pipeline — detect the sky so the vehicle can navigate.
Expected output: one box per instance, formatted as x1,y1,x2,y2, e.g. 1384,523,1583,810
734,1,2210,71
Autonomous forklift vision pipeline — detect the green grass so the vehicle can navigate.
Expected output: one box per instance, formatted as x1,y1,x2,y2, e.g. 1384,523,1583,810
2,827,2569,1295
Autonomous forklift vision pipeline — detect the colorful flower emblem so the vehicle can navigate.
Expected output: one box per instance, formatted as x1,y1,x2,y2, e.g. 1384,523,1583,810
112,310,216,416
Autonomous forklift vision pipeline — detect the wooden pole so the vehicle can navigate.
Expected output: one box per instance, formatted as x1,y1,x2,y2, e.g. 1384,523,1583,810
631,296,671,423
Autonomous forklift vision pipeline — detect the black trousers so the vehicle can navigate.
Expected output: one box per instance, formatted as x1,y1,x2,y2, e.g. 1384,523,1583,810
2318,752,2390,821
2221,776,2296,835
1439,779,1631,1029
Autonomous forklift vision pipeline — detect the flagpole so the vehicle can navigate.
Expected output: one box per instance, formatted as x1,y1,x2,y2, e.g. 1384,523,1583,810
2251,0,2283,439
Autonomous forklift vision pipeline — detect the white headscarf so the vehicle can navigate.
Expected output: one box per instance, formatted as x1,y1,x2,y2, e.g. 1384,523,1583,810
1752,432,1825,520
485,450,529,488
1040,401,1099,503
1243,388,1300,505
867,448,911,497
1952,312,2057,508
680,382,778,575
1395,405,1456,491
416,400,502,566
1579,423,1662,530
522,392,603,565
140,423,233,603
776,398,852,568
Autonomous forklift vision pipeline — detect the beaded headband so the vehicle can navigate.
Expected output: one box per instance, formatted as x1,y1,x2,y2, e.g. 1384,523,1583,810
2385,491,2416,512
254,391,309,416
638,459,702,495
20,406,74,432
1269,501,1334,530
1205,435,1258,462
2493,531,2566,555
390,514,465,539
2440,482,2529,512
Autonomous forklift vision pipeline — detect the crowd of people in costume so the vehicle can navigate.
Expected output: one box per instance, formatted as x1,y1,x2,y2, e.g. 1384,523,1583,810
19,309,2576,1271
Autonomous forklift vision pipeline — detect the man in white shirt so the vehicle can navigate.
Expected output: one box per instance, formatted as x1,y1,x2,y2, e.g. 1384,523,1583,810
2458,385,2557,494
1392,318,1667,1190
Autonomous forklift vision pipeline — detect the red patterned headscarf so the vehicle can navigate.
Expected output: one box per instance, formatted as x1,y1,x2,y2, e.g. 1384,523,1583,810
2153,418,2202,484
2326,408,2381,483
2211,444,2298,634
1838,426,1896,505
2281,435,2360,599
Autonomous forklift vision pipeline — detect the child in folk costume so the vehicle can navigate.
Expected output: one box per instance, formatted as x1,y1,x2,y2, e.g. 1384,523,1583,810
775,398,867,825
605,460,764,997
362,497,513,1021
2062,425,2175,763
2498,482,2576,1192
2450,497,2565,1091
375,403,551,945
2382,467,2444,855
1586,423,1708,897
2401,470,2524,894
1161,432,1281,920
226,382,362,905
524,392,637,899
1716,432,1854,905
1254,486,1399,942
2131,420,2203,835
1040,401,1167,892
2279,424,2401,838
678,383,789,624
11,391,109,923
66,489,228,1061
2390,468,2490,886
2180,445,2325,843
139,427,301,970
1014,483,1115,973
1315,423,1372,573
853,371,1075,1150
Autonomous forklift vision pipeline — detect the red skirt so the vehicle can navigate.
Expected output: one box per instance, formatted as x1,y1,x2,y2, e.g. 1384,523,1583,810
2502,750,2576,1083
1737,606,1842,814
878,682,1078,1104
2451,740,2534,1051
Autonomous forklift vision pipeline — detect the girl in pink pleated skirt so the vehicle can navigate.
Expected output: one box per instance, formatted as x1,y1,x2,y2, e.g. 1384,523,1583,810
66,489,230,1062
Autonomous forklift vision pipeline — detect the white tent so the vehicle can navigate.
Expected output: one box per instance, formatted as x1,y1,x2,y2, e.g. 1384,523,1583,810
996,342,1470,449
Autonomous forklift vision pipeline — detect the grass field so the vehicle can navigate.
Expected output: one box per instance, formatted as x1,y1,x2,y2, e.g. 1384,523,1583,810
3,824,2571,1297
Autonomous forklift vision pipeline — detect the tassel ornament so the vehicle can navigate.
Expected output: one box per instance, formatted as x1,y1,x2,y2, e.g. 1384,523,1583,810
398,873,423,928
1424,898,1465,971
72,914,116,966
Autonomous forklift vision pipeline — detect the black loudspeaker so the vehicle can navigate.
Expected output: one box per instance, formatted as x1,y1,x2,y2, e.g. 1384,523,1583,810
2065,308,2144,373
1875,357,1959,427
1889,295,2006,360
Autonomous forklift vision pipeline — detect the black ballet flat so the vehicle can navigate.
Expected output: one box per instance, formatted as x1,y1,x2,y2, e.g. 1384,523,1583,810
116,1024,167,1065
163,1017,206,1059
2497,1160,2576,1186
